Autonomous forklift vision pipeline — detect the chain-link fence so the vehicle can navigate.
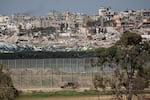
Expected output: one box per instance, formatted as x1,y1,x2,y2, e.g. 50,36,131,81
0,58,105,90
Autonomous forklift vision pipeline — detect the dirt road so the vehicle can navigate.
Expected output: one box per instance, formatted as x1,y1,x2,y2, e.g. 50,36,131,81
16,96,113,100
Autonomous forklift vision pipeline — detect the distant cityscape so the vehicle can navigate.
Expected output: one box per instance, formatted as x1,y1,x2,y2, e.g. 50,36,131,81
0,7,150,52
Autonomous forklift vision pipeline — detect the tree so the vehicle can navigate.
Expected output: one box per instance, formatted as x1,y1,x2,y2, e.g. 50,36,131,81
95,31,150,100
93,74,106,90
93,74,106,100
0,64,18,100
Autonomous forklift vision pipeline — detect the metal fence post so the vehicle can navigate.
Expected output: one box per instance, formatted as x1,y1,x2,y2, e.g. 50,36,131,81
52,59,54,88
0,59,2,64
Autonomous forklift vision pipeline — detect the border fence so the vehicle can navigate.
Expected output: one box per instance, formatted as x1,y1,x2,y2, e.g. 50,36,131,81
0,58,107,90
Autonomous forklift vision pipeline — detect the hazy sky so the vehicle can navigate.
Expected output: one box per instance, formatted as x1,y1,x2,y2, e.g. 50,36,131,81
0,0,150,16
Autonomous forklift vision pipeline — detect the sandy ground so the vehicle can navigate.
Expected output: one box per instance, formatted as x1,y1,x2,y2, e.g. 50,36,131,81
16,94,150,100
16,96,113,100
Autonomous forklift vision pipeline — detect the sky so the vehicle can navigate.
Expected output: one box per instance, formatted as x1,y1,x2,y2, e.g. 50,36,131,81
0,0,150,16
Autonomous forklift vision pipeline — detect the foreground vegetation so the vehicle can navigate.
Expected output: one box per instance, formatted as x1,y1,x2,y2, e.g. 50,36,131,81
17,90,150,99
95,31,150,100
0,64,18,100
17,90,111,99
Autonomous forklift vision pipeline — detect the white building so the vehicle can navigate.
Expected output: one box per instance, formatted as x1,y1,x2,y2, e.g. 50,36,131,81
31,19,41,28
0,15,10,23
25,23,32,30
7,23,19,32
99,7,115,20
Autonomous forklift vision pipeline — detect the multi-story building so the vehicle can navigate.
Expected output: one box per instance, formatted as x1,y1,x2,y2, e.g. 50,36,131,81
99,7,115,20
0,15,10,23
142,10,150,18
12,13,32,23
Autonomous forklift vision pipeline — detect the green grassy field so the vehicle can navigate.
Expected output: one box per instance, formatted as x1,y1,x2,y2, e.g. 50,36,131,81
17,89,150,99
17,90,113,99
